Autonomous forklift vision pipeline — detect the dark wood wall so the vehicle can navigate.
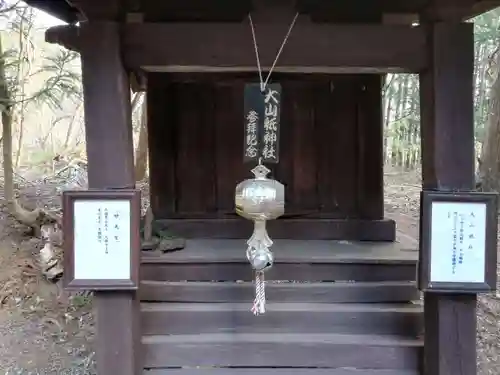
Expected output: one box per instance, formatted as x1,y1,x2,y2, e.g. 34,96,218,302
148,72,383,224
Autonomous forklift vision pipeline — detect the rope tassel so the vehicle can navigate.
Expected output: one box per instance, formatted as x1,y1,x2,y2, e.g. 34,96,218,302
251,271,266,315
246,216,274,315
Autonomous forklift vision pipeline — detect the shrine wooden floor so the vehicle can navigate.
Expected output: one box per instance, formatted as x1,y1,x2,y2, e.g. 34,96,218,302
141,235,419,265
140,234,419,283
139,234,422,373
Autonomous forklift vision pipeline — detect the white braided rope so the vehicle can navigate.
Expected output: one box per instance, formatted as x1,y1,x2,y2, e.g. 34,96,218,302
251,271,266,315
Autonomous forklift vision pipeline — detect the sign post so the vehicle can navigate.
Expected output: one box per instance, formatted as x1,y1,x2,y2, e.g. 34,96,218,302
418,190,498,293
62,189,141,290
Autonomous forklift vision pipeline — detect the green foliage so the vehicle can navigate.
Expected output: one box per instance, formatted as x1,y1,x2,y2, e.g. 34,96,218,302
3,46,82,108
29,50,82,110
383,9,500,169
0,2,84,167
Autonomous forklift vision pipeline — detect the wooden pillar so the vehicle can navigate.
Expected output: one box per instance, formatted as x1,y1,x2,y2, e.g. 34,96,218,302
80,22,140,375
419,22,476,375
357,74,385,221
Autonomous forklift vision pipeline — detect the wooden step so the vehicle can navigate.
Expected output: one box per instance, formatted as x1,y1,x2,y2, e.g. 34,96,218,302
141,302,423,336
141,262,417,281
141,239,417,282
144,370,420,375
139,280,420,303
142,333,423,369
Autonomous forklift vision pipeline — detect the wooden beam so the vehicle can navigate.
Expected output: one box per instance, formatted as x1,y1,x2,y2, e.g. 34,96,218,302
420,23,475,190
45,21,426,72
119,21,427,73
356,74,385,220
79,21,140,375
419,22,476,375
45,24,80,52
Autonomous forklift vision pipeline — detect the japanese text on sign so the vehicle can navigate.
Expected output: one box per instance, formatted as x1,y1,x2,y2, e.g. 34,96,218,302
245,110,259,159
262,87,280,162
74,200,131,280
243,83,281,163
430,202,486,283
95,205,126,255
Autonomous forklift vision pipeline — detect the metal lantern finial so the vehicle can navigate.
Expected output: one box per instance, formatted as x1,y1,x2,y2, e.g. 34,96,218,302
235,159,284,315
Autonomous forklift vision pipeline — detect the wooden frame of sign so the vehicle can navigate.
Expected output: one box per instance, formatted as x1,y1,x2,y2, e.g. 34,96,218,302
62,189,141,291
418,190,498,293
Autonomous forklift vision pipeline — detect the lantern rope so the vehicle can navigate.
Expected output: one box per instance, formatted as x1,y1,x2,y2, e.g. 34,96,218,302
248,12,299,91
251,270,266,315
247,240,272,315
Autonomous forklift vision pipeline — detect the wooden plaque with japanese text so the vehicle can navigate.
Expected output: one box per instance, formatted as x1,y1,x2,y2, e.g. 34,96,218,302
418,190,498,293
62,189,141,290
243,83,281,163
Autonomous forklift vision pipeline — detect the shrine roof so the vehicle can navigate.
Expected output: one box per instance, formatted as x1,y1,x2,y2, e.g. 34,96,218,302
25,0,80,24
24,0,500,24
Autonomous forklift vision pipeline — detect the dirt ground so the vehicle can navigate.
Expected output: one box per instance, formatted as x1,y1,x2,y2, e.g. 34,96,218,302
0,180,95,375
384,169,500,375
0,169,498,374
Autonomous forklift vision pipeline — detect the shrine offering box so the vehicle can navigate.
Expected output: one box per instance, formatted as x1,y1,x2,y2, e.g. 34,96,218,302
62,189,141,291
418,190,498,293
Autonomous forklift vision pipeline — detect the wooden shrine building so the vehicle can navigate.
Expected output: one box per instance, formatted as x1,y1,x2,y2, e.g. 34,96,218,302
25,0,500,374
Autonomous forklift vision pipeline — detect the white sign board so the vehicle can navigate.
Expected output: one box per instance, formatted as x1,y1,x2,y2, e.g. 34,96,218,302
73,199,131,280
429,201,487,283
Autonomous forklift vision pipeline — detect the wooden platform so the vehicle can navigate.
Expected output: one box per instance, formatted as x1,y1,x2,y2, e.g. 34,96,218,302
139,237,422,373
141,302,423,336
144,370,420,375
141,238,418,264
142,332,422,368
141,238,418,282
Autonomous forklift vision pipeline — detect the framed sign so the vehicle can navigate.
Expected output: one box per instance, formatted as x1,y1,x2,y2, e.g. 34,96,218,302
418,190,498,293
62,189,141,291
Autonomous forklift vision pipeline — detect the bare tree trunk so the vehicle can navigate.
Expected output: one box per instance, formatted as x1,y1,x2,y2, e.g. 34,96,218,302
131,91,142,112
134,97,148,181
13,7,33,168
480,48,500,192
383,75,394,165
63,101,82,150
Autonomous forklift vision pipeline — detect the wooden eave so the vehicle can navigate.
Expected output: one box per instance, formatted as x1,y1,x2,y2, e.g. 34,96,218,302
26,0,500,23
24,0,81,24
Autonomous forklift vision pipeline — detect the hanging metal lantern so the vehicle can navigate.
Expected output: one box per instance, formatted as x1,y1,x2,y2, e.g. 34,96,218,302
235,162,284,314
